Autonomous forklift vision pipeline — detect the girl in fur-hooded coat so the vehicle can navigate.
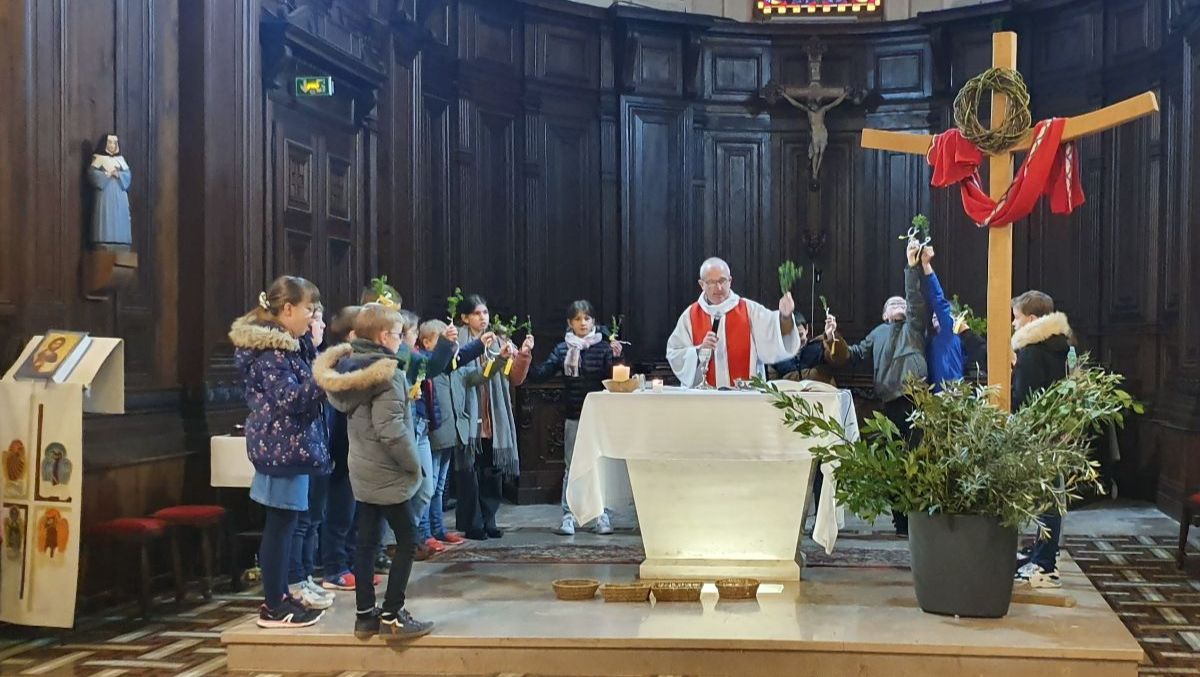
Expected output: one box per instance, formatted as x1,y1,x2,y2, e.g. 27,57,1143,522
1011,311,1074,411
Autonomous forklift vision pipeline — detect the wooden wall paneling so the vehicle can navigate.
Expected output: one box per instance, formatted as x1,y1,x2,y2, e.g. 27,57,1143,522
459,0,522,78
624,30,684,97
1180,27,1200,375
621,98,691,366
599,26,622,340
0,0,25,367
704,38,769,103
703,131,768,304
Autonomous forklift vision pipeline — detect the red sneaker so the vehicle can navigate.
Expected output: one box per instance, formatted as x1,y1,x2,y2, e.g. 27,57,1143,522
438,532,466,545
372,574,382,586
423,537,447,553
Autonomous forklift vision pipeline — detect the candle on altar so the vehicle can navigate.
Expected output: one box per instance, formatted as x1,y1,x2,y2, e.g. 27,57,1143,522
613,365,630,382
651,378,664,393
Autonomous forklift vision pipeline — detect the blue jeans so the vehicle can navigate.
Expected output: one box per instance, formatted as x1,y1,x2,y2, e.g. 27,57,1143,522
289,473,329,583
421,448,454,539
408,419,435,545
321,471,356,576
261,506,300,609
1030,512,1063,572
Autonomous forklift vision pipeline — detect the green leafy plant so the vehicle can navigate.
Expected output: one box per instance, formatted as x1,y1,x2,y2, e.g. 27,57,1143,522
819,295,830,316
949,294,987,335
370,276,400,308
446,286,464,321
609,314,625,342
491,314,531,338
900,213,932,247
753,359,1141,530
778,260,803,297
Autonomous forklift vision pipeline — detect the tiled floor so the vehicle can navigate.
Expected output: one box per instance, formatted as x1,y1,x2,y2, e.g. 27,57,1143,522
0,498,1189,676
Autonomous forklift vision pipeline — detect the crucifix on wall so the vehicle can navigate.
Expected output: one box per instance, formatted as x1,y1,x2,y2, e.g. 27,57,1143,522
861,31,1159,411
763,37,869,191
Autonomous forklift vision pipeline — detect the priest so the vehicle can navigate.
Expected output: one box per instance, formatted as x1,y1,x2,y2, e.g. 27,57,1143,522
667,257,802,388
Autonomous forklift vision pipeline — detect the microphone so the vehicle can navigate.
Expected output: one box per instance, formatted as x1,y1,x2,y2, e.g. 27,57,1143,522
712,312,723,334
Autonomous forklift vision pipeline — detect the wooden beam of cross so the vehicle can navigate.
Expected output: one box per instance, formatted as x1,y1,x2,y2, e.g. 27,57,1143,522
860,32,1159,411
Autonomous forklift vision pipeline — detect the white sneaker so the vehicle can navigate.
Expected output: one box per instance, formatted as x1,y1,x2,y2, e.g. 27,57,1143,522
305,576,335,601
289,581,333,609
1015,563,1061,589
556,514,577,536
1014,562,1039,580
594,513,614,535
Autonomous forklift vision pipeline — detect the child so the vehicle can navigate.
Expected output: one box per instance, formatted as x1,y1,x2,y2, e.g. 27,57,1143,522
397,310,460,560
918,246,965,391
770,313,846,385
420,319,492,550
317,306,381,592
453,294,534,540
1011,290,1074,589
229,276,330,629
314,303,441,639
526,301,621,536
826,241,929,535
287,304,337,608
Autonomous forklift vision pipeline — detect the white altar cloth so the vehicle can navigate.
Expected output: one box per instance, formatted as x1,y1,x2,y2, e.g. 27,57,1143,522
566,383,855,581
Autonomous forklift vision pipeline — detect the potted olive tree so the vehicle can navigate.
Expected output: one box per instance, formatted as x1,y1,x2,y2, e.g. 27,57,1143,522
757,362,1140,618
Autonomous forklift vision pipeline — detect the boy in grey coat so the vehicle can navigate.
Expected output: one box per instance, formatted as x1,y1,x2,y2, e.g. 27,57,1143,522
314,304,436,640
826,240,929,534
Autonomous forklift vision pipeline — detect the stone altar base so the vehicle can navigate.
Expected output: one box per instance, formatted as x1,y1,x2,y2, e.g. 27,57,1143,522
222,558,1141,676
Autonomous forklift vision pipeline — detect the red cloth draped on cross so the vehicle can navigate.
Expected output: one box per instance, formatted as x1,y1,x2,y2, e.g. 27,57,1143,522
926,118,1085,228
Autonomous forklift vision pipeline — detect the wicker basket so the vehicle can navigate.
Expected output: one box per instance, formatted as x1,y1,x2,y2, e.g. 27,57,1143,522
602,375,643,393
601,582,651,603
552,579,600,601
651,581,703,602
715,578,760,600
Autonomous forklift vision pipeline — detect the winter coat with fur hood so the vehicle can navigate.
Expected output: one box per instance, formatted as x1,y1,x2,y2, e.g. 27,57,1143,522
1011,311,1073,411
229,317,330,476
314,340,423,506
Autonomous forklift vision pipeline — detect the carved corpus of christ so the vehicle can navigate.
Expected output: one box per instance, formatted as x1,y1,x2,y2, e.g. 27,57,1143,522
761,37,865,190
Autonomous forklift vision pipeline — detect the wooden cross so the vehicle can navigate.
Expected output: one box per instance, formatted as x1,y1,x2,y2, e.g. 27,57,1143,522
861,32,1159,411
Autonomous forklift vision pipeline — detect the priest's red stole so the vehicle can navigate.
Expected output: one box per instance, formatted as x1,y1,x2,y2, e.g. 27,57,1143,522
689,299,751,387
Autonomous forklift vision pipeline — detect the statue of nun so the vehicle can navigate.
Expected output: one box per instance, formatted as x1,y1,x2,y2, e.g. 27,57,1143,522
88,134,132,248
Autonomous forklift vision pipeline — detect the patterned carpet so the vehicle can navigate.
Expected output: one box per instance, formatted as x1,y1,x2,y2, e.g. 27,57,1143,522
426,541,913,568
0,534,1192,676
1068,534,1200,675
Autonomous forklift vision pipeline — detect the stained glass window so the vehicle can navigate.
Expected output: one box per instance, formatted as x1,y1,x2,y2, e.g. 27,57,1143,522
757,0,881,16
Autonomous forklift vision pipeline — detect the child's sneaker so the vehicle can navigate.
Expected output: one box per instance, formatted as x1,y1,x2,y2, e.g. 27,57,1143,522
289,580,333,609
354,607,381,639
322,571,356,591
257,597,324,629
556,514,577,536
1015,563,1062,589
380,608,433,638
437,531,466,545
594,513,614,535
374,552,392,574
304,576,335,601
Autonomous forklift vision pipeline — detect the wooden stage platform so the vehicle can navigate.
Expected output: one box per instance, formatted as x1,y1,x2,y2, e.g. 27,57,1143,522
223,558,1142,676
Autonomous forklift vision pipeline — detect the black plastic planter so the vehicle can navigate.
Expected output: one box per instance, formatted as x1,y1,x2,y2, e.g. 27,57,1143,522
908,512,1019,618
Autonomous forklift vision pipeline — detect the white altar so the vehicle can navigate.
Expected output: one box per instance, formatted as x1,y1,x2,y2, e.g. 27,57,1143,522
566,383,854,581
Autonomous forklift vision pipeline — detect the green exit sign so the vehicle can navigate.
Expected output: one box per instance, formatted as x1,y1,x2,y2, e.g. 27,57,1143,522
295,76,334,96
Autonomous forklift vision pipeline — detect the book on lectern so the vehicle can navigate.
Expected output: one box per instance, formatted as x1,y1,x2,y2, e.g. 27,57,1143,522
12,331,92,383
